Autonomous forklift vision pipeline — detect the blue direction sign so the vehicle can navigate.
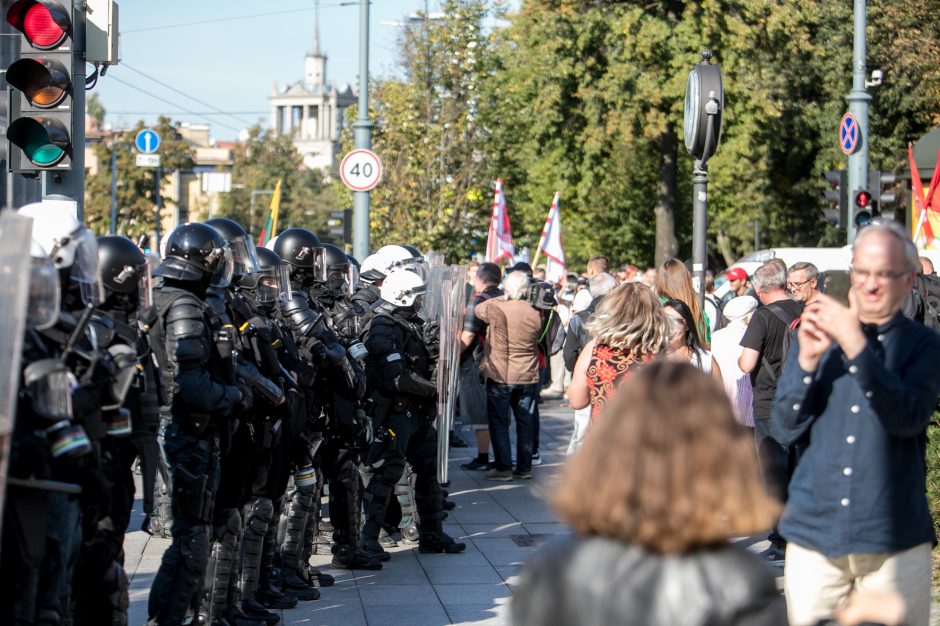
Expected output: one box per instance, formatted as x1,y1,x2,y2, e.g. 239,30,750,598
839,113,859,155
135,129,161,154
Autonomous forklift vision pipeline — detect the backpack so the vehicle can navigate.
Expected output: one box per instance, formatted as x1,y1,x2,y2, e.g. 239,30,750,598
704,294,728,332
909,274,940,332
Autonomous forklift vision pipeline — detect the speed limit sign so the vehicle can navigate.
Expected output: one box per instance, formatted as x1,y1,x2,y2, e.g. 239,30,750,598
340,149,383,192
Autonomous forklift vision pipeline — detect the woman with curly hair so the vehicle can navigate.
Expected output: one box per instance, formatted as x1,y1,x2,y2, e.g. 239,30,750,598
513,361,785,626
566,282,669,422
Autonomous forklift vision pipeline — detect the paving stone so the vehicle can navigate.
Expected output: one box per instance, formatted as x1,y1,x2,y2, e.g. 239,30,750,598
423,564,504,585
434,583,511,606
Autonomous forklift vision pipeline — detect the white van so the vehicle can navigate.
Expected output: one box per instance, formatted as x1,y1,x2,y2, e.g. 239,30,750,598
714,247,848,301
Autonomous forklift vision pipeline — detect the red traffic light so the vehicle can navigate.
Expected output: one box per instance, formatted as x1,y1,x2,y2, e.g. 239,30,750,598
855,190,871,208
6,1,70,50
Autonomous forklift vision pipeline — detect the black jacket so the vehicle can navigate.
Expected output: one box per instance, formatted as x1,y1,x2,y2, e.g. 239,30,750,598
511,535,786,626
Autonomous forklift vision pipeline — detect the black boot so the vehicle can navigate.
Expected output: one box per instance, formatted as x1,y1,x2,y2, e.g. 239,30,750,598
418,531,467,554
254,585,297,610
331,543,383,570
278,572,320,601
239,598,280,626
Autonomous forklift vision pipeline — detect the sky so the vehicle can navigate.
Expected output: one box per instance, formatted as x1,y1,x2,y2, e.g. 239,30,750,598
94,1,514,142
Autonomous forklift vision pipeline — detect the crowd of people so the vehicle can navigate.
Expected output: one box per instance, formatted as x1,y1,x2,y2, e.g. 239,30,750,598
1,205,468,626
2,202,938,626
504,221,940,626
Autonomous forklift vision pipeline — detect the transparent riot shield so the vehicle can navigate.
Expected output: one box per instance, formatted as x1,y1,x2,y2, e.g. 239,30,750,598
424,259,467,484
0,212,37,537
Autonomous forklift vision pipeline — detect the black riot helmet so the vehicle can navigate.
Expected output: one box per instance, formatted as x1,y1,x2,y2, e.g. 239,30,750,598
246,245,292,305
274,228,322,271
399,244,423,260
97,235,153,309
154,222,227,283
205,217,260,283
313,243,355,296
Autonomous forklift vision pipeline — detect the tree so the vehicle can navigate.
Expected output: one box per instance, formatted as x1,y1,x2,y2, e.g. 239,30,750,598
85,117,193,239
217,126,335,241
335,0,499,260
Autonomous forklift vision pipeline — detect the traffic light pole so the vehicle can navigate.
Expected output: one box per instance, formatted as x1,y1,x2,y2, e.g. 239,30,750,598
352,0,373,260
42,0,85,220
846,0,870,244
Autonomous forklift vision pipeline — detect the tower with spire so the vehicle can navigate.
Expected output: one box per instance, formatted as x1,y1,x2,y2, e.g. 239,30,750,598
268,3,356,172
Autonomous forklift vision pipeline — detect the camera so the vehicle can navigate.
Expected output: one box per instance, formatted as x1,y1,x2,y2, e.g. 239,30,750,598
527,280,557,310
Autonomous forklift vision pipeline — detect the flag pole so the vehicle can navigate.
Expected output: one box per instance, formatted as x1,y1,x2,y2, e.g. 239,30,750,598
532,192,558,269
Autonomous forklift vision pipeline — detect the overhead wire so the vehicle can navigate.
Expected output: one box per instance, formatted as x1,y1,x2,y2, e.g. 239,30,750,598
105,74,243,133
122,2,362,34
120,63,258,128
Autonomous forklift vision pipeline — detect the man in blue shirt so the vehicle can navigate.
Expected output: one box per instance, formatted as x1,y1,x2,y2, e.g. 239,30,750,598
772,221,940,626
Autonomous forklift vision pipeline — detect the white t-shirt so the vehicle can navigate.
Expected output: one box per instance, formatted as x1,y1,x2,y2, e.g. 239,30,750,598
709,321,754,426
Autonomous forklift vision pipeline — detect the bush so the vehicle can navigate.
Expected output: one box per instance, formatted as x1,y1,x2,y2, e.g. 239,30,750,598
927,419,940,577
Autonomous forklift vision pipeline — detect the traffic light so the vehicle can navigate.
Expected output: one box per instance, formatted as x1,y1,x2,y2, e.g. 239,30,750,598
869,169,897,214
854,189,873,228
5,0,75,174
327,209,352,244
821,169,847,227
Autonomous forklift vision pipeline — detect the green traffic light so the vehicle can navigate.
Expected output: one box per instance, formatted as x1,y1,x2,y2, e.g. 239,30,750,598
7,116,69,167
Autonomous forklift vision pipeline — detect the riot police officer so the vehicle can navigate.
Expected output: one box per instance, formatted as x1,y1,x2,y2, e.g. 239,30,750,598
147,223,249,626
274,229,366,579
360,268,466,559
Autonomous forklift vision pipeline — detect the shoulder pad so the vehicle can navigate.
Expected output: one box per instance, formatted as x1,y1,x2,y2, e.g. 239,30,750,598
88,312,117,348
166,297,205,324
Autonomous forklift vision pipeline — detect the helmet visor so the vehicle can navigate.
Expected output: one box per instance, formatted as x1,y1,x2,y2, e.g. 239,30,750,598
327,265,354,296
28,255,60,330
230,234,261,277
257,264,292,303
70,229,103,306
211,247,234,288
310,248,327,283
138,270,153,309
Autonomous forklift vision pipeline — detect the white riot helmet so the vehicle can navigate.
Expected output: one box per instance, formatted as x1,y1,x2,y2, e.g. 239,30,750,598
380,267,427,311
370,244,427,280
19,199,102,306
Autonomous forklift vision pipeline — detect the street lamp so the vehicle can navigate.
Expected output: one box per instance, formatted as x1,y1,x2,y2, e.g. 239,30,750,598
683,50,724,302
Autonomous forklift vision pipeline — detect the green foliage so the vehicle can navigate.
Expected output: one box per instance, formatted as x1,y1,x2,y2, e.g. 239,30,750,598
353,0,940,270
218,126,334,239
927,420,940,577
85,117,193,239
336,0,499,261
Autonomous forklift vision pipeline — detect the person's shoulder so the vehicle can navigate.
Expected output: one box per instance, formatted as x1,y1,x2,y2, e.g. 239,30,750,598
899,314,940,346
782,299,804,315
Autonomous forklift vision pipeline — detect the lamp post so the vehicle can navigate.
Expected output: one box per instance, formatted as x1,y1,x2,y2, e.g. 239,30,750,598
683,50,724,306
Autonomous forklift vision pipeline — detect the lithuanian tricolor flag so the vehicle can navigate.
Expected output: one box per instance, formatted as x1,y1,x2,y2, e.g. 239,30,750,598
257,179,282,246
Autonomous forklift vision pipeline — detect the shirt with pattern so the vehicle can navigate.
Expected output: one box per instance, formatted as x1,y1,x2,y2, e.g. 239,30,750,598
587,343,654,420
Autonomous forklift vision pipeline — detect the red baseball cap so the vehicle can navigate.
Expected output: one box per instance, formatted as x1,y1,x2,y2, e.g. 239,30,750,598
724,267,749,282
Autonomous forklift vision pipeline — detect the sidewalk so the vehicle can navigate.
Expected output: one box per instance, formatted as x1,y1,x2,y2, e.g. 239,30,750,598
126,398,576,626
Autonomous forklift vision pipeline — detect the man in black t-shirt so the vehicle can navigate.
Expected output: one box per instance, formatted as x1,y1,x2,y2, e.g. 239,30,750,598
738,261,803,561
458,263,503,470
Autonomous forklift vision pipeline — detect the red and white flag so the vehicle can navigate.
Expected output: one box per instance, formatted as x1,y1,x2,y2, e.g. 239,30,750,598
533,192,566,282
486,179,515,264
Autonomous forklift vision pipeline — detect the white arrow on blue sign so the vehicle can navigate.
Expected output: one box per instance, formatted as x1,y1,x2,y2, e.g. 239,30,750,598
135,129,161,154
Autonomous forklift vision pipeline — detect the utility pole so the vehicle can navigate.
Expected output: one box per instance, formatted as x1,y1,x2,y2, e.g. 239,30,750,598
110,146,117,234
352,0,373,260
846,0,870,244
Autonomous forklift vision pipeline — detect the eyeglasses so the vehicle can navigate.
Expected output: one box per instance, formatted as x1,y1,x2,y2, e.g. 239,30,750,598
848,266,910,284
787,278,813,290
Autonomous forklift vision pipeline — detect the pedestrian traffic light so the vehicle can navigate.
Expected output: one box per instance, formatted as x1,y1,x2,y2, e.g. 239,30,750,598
5,0,75,174
821,169,847,228
854,190,873,228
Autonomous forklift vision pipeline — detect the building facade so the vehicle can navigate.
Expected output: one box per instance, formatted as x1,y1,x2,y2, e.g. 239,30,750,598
269,20,356,172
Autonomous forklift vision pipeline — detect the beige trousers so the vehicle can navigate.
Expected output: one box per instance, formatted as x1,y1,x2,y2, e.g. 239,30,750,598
784,541,932,626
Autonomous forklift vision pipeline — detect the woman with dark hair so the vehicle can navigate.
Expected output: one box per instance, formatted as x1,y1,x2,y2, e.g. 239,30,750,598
663,298,722,387
512,361,785,626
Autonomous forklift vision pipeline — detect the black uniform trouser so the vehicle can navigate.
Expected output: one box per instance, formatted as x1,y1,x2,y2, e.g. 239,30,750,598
320,438,359,540
361,410,444,540
148,423,219,626
73,437,136,626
